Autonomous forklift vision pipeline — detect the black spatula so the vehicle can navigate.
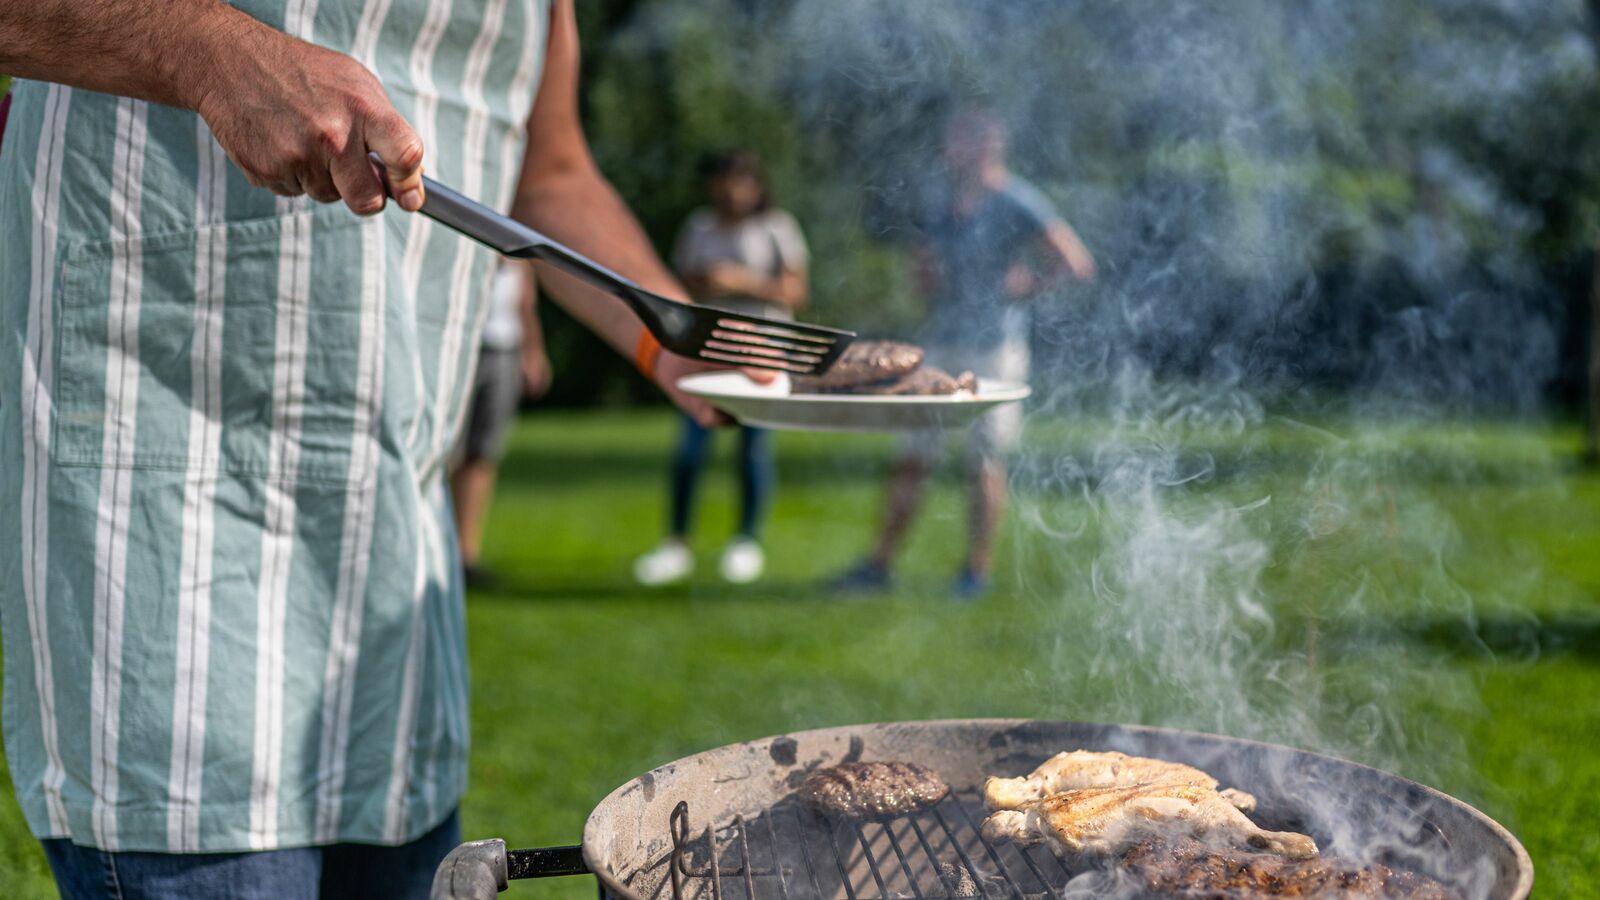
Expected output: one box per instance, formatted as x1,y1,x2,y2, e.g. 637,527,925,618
392,170,853,375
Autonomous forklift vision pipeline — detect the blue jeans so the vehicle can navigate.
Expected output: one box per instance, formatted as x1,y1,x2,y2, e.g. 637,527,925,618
670,414,773,540
41,810,459,900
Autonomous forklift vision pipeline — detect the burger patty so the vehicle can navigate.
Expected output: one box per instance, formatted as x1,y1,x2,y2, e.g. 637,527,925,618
792,340,924,391
798,761,951,820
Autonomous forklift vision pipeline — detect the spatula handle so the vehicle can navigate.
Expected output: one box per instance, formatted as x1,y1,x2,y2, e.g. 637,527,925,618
410,174,536,257
419,175,662,307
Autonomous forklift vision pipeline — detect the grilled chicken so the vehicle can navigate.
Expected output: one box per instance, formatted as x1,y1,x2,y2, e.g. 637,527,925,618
798,761,950,820
981,782,1318,860
984,750,1257,813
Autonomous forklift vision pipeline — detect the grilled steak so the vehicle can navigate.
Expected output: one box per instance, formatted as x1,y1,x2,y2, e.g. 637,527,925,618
795,364,977,396
869,367,978,396
798,761,950,820
1114,837,1458,899
792,340,924,392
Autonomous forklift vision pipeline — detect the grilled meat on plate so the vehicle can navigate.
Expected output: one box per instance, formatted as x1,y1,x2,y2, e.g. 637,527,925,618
790,340,979,396
981,781,1318,860
865,366,978,396
985,750,1257,813
798,761,949,820
792,340,923,391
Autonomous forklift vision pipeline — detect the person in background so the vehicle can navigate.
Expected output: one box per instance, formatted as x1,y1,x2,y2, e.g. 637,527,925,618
634,151,810,585
451,260,551,590
833,109,1096,600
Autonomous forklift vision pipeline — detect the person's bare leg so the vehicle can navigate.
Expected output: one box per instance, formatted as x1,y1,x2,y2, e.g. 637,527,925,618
869,458,930,570
450,459,498,568
1587,240,1600,463
967,455,1006,576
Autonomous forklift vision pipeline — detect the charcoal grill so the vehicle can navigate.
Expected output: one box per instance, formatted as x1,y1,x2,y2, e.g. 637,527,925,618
430,720,1532,900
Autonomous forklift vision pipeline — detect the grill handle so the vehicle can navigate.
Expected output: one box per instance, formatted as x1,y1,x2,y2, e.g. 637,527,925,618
508,845,591,879
431,841,589,899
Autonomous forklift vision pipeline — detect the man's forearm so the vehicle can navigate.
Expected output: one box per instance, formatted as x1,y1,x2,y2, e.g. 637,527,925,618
511,166,686,358
0,0,250,110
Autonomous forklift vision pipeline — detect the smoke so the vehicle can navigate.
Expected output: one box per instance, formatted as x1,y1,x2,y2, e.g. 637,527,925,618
594,0,1591,892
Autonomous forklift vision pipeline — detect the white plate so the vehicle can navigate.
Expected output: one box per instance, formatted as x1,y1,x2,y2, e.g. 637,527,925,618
676,371,1031,432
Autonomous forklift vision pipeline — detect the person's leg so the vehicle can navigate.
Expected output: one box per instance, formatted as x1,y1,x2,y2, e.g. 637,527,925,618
1587,248,1600,461
719,426,774,583
868,455,932,571
967,453,1007,578
449,459,497,569
832,431,939,592
449,348,521,576
320,809,461,900
638,415,711,584
954,334,1024,597
41,839,321,900
736,426,774,540
669,414,713,540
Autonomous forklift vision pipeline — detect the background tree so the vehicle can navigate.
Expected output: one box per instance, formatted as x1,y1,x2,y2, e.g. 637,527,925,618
547,0,1599,416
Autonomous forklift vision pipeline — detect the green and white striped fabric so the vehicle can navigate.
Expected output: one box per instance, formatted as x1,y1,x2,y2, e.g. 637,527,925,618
0,0,549,853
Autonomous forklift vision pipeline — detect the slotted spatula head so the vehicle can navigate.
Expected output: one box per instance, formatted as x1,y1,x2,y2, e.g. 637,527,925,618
638,292,855,375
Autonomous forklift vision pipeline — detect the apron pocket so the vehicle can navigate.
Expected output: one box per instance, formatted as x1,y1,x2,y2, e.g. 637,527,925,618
52,206,381,486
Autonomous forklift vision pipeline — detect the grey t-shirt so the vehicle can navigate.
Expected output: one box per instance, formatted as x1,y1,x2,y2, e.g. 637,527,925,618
673,207,810,319
919,176,1059,351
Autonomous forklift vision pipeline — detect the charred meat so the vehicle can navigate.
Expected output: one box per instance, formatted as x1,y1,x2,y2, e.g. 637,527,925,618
798,761,950,820
791,340,979,396
792,340,923,391
863,366,979,396
1115,837,1458,899
794,364,976,396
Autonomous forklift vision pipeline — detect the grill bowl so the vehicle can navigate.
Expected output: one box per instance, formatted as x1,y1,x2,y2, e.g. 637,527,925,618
581,719,1531,900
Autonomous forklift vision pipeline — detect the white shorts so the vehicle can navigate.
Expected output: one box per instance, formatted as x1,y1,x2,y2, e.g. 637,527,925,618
898,340,1029,467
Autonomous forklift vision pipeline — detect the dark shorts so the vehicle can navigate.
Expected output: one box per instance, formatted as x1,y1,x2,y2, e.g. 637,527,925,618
42,809,460,900
456,346,523,464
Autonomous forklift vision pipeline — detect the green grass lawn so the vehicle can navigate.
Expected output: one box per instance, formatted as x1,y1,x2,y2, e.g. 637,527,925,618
1,407,1596,897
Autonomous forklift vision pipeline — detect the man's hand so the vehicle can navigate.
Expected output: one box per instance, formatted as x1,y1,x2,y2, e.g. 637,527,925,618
0,0,425,216
190,13,425,215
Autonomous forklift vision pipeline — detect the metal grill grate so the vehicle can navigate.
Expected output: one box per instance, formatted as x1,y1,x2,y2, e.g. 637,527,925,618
667,791,1076,900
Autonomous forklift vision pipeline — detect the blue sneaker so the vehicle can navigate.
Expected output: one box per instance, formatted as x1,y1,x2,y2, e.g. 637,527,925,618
951,567,990,601
829,561,892,595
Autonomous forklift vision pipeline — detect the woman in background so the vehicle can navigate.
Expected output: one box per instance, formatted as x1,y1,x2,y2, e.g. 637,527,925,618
635,151,810,585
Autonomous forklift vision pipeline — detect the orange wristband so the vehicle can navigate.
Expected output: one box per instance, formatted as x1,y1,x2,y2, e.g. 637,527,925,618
634,329,662,378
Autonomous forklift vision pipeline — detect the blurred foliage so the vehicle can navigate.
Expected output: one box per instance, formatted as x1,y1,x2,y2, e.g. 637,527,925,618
540,0,1600,411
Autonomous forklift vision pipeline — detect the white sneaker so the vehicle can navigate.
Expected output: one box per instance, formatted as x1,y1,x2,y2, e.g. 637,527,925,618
719,538,766,584
634,540,693,586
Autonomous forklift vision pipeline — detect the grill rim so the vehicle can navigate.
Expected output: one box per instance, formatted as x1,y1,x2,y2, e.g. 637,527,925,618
579,718,1533,900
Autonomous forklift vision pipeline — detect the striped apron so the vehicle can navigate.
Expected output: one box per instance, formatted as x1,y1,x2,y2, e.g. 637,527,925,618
0,0,548,853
